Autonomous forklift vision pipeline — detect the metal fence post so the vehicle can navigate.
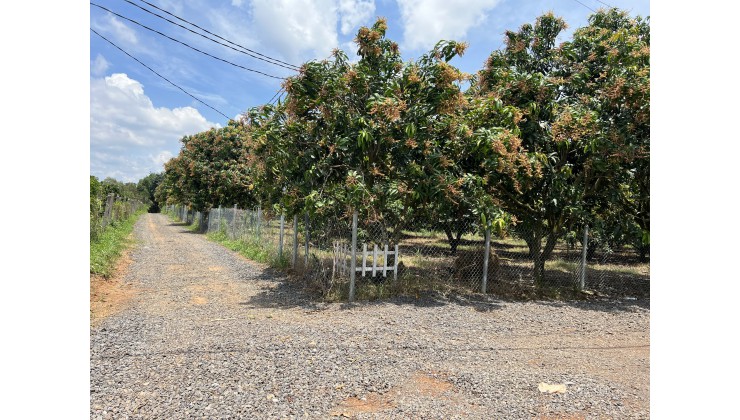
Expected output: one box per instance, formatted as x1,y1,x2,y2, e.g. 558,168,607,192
349,211,358,302
579,225,589,290
217,205,222,231
279,213,285,259
362,244,367,277
232,204,238,239
393,244,399,283
292,214,298,268
304,212,310,267
482,227,491,294
256,206,262,238
103,193,114,227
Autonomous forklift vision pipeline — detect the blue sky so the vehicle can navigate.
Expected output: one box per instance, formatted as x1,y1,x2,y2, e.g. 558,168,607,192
90,0,650,183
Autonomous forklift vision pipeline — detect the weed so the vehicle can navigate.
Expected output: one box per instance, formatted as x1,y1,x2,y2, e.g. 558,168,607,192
90,209,146,277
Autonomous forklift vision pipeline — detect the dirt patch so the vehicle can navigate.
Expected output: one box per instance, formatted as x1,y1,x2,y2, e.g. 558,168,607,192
409,372,453,396
535,415,587,420
329,371,459,417
330,393,395,417
166,264,189,273
190,296,208,305
185,282,242,306
90,248,137,327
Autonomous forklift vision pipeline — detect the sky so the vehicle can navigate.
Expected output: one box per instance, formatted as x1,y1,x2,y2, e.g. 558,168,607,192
89,0,651,183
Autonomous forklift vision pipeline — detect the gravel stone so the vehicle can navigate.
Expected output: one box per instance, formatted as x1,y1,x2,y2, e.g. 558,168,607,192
90,214,650,419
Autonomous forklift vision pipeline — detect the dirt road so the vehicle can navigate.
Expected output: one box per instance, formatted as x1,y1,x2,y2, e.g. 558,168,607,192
90,213,649,419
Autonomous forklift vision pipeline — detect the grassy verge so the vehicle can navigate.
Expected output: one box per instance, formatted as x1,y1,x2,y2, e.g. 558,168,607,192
206,229,290,269
90,210,146,277
167,207,290,268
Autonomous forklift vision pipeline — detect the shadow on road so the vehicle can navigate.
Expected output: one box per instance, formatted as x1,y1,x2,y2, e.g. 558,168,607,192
235,266,647,314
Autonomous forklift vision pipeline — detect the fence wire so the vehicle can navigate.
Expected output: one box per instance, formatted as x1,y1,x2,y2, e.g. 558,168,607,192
90,194,145,241
165,205,649,301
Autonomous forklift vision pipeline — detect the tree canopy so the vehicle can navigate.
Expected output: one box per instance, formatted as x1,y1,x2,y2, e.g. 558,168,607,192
158,8,650,283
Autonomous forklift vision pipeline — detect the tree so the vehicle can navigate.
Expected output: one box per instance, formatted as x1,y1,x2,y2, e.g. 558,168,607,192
137,172,164,212
474,10,649,284
558,8,650,261
160,120,258,230
261,18,494,250
90,176,105,240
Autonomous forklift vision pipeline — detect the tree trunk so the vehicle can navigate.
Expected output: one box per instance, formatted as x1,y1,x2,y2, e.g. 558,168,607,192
533,251,545,286
444,227,455,254
199,210,210,233
524,229,559,288
444,226,463,255
638,244,648,262
542,233,558,263
586,241,597,261
523,229,544,285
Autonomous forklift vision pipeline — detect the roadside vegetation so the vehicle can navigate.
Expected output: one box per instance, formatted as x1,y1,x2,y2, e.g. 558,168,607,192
90,209,146,277
90,174,162,276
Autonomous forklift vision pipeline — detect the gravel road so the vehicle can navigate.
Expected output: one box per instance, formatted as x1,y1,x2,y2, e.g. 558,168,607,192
90,213,650,419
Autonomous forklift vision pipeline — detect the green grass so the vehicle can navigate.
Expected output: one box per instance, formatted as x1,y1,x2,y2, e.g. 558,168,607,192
547,259,578,273
206,229,290,269
90,210,146,277
187,218,201,232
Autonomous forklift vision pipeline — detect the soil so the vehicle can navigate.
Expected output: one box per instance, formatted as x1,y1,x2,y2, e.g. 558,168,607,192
90,244,137,327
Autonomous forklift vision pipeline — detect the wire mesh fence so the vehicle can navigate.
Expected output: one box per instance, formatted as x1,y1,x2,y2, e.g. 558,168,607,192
164,204,649,302
90,194,145,241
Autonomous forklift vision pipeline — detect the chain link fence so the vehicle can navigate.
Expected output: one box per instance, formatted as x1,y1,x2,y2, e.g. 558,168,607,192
164,205,649,302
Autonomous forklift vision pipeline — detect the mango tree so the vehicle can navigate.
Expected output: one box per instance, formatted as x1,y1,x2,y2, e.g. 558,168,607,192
558,8,650,260
474,10,649,284
161,121,257,230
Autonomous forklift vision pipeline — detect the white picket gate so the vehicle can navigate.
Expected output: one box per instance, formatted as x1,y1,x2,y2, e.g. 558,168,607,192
333,241,399,281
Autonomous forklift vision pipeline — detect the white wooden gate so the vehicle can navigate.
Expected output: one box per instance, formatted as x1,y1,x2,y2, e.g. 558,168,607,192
333,241,399,281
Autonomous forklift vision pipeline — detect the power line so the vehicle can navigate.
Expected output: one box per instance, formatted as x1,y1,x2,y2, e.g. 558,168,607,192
593,0,615,9
120,0,300,72
91,2,285,80
572,0,597,13
133,0,300,70
267,87,284,105
91,28,231,120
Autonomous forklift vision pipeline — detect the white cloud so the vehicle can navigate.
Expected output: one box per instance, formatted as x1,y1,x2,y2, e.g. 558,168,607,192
200,0,374,68
90,73,220,182
153,151,175,167
250,0,339,62
91,54,110,76
338,0,376,35
396,0,501,51
95,14,139,47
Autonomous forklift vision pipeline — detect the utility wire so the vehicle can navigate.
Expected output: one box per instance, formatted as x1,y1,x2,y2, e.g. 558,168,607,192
274,90,286,105
267,87,284,105
133,0,300,69
572,0,597,13
91,2,285,80
593,0,615,9
120,0,300,72
91,28,231,120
